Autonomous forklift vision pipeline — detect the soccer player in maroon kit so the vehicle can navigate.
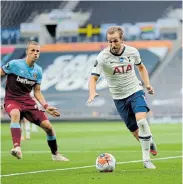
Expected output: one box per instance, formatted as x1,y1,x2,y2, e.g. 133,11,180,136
0,41,69,161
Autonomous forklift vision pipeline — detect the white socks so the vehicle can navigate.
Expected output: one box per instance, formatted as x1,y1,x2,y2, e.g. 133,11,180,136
32,124,38,132
25,121,31,139
137,118,151,161
21,121,31,139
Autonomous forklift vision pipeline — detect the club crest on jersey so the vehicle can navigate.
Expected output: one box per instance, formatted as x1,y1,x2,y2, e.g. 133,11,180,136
5,63,9,69
33,73,37,79
127,56,131,62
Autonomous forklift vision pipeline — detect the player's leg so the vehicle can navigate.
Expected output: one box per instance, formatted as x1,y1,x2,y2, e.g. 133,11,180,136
146,111,158,155
125,118,158,162
150,137,157,156
135,112,154,167
114,98,140,138
114,97,157,157
131,90,156,169
131,128,158,156
39,120,69,161
23,118,31,139
114,98,155,168
32,123,38,132
114,98,140,142
4,100,22,159
131,129,139,141
23,106,69,161
120,109,157,154
21,119,25,141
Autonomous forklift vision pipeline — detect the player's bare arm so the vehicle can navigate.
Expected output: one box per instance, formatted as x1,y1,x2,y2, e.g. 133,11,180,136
87,75,99,103
136,63,154,94
34,84,60,117
0,68,6,76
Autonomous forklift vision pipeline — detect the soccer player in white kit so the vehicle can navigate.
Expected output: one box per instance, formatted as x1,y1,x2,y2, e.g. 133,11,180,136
88,26,157,169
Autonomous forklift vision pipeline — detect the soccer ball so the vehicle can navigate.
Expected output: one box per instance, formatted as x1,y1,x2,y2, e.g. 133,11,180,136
96,153,116,172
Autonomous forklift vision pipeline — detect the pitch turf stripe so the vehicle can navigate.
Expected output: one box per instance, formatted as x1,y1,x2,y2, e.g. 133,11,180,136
1,156,182,177
1,150,182,154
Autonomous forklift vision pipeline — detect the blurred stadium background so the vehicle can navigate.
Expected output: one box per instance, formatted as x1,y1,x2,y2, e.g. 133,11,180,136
1,1,182,183
1,0,182,123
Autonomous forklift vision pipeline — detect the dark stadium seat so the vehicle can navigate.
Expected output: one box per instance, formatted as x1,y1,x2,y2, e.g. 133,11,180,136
74,1,181,24
1,1,63,28
149,48,182,118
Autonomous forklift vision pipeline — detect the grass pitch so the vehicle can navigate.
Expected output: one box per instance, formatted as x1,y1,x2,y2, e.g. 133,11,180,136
1,122,182,184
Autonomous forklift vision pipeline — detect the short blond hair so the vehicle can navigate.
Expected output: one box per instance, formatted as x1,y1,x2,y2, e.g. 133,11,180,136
26,41,39,49
106,26,124,40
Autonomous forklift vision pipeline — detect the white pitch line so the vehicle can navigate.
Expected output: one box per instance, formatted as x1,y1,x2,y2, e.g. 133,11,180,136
1,155,182,177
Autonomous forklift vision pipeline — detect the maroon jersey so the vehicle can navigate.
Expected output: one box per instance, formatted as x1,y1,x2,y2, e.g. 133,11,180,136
2,59,42,105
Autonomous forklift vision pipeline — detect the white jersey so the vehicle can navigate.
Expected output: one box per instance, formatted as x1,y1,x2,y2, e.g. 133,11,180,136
91,44,143,99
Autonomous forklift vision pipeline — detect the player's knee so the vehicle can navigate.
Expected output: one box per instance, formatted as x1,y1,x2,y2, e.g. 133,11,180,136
137,118,151,136
40,120,55,135
43,126,54,135
46,127,53,135
135,112,146,121
10,109,20,121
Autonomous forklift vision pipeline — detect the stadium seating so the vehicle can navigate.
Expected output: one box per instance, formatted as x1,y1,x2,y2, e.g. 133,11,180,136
1,1,63,28
1,1,182,121
149,48,182,118
74,1,181,24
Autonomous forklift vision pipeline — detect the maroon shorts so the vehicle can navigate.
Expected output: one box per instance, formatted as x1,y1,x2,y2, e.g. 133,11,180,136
4,100,48,125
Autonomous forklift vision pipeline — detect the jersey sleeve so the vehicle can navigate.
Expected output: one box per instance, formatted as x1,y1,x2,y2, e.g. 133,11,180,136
36,67,42,84
134,49,142,65
91,53,103,76
1,60,15,74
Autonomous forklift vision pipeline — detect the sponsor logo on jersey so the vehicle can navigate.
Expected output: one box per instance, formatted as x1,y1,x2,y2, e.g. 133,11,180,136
16,76,36,86
113,64,132,75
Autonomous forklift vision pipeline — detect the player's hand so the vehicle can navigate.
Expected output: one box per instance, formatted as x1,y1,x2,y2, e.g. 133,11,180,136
146,85,154,95
87,93,99,104
45,106,60,117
